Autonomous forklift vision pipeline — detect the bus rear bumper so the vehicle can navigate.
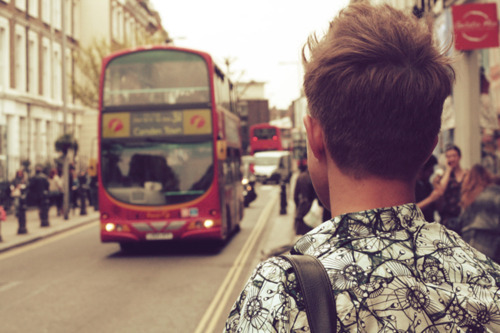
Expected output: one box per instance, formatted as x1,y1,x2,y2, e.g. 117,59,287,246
100,227,223,243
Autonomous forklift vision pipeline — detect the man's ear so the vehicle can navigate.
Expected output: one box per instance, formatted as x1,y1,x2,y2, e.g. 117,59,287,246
432,135,438,152
303,114,325,160
424,135,439,162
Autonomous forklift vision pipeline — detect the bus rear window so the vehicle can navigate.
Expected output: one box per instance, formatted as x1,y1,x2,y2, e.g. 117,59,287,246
253,128,277,140
103,50,210,107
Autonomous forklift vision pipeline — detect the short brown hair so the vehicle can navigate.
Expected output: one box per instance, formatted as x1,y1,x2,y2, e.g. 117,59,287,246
303,3,454,180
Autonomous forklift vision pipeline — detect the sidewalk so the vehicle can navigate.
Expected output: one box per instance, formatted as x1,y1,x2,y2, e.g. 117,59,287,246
259,173,300,260
0,206,99,253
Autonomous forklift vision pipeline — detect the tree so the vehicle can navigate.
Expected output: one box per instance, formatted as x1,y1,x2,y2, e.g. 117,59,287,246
72,30,169,109
55,133,79,157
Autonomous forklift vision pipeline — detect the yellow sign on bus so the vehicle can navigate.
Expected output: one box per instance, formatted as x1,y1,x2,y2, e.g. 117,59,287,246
102,113,130,138
184,110,212,135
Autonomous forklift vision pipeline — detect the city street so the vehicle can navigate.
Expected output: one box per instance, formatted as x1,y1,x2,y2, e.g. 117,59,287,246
0,183,296,333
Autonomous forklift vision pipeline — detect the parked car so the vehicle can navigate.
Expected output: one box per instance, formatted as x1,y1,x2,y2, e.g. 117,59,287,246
253,151,292,184
242,155,257,207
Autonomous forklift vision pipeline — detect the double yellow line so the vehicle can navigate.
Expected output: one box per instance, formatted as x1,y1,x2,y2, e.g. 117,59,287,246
194,192,278,333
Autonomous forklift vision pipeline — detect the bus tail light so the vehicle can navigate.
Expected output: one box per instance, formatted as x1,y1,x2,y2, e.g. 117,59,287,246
272,135,277,141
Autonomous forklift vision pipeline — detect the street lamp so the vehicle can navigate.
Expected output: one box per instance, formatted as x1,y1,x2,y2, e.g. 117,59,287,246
61,0,70,220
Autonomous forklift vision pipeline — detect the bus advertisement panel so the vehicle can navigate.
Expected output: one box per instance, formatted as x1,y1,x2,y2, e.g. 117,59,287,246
98,46,243,250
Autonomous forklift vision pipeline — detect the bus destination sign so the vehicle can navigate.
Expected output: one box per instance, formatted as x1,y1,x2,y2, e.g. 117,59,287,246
102,109,212,138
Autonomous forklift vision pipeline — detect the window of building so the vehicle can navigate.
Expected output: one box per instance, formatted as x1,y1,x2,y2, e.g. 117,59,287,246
28,0,39,18
0,124,6,182
65,47,72,102
64,0,71,36
34,119,42,165
129,20,136,46
53,0,61,30
112,4,118,41
6,115,17,180
42,0,50,25
117,7,123,43
125,14,131,44
42,37,51,98
52,42,62,101
19,117,28,163
73,0,80,39
0,18,9,91
28,31,39,95
15,0,26,12
15,25,26,92
46,120,51,160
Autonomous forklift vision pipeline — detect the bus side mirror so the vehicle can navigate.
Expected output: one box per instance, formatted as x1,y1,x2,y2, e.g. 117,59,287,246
217,140,227,160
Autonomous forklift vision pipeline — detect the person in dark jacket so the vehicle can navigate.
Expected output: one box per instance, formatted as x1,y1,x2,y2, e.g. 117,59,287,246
437,144,466,232
29,165,50,226
293,165,318,235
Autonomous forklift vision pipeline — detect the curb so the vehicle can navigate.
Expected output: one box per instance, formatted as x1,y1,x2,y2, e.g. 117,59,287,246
0,215,99,254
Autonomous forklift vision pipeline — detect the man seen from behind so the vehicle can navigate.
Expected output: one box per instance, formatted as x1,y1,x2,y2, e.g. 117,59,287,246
224,3,500,332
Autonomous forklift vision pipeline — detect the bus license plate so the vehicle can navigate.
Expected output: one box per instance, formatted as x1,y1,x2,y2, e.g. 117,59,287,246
146,233,173,240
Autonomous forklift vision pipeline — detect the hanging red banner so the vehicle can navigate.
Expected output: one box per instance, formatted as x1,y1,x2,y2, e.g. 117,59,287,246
451,3,499,50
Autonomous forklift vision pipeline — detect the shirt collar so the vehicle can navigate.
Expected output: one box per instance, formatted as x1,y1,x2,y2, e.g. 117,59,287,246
292,203,425,255
334,203,423,232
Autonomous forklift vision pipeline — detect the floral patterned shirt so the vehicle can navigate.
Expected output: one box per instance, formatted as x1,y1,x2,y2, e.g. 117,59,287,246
224,204,500,332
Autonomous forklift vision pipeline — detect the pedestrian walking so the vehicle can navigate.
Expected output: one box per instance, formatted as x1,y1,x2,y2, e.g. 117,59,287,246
224,3,500,332
29,165,50,227
77,170,89,215
48,168,63,216
459,164,500,263
10,169,27,216
436,144,466,233
69,165,79,210
293,164,320,235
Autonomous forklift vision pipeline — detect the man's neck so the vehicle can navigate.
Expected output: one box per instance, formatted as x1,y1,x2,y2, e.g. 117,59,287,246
328,164,415,217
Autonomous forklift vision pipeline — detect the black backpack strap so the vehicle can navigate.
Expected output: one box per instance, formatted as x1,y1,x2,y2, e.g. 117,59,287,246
280,254,337,333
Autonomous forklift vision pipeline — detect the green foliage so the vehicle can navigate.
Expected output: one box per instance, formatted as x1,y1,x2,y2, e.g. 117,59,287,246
72,29,170,109
72,38,111,109
55,134,79,156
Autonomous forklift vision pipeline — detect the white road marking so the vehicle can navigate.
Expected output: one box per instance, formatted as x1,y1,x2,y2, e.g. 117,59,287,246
194,193,278,333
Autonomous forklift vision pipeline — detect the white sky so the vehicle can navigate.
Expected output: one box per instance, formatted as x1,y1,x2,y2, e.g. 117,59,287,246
150,0,350,109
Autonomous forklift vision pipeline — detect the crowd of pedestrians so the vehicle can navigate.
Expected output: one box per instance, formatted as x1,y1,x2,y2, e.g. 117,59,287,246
413,144,500,263
5,163,97,219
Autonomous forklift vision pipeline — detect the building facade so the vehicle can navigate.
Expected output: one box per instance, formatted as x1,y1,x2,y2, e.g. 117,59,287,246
0,0,165,183
235,81,270,154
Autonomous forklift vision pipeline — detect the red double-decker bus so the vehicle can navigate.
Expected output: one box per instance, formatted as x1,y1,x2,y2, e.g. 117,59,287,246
98,45,243,250
249,123,291,155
